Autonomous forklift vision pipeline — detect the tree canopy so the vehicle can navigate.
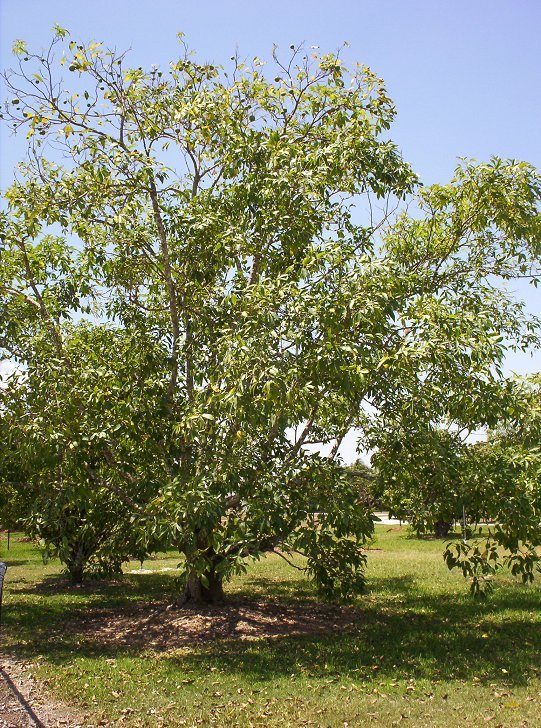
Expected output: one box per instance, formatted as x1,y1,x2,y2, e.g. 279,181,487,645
1,29,540,601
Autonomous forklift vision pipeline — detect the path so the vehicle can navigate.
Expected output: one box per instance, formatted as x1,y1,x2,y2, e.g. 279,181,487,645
373,512,406,526
0,657,83,728
0,668,37,728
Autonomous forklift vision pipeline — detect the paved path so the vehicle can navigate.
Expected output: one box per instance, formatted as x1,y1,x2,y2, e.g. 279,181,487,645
373,512,406,526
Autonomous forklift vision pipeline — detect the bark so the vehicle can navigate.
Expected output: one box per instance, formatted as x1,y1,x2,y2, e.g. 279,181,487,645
434,520,452,538
182,568,225,606
67,561,84,585
66,540,90,584
177,548,225,606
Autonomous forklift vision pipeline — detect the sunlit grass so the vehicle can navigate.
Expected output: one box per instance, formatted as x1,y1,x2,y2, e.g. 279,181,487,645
1,527,540,727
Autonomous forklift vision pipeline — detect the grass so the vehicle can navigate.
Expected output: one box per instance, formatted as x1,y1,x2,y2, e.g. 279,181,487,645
1,527,541,727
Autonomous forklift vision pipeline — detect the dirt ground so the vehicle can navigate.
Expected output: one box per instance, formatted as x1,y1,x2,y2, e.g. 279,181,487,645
0,674,34,728
0,597,362,726
0,658,83,728
73,596,362,651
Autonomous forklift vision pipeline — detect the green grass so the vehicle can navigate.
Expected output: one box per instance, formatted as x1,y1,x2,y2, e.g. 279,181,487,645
2,528,541,727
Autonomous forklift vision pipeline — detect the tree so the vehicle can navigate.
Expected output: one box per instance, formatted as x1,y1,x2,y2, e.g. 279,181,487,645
372,427,465,538
1,29,540,602
0,393,37,531
343,460,379,509
0,331,161,582
444,376,541,595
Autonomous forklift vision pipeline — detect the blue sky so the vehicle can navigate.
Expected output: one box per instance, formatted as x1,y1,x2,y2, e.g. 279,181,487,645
3,1,540,183
1,1,540,459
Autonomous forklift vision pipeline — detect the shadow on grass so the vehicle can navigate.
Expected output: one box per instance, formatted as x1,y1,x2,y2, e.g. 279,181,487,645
1,560,33,568
4,571,541,689
234,576,316,602
11,570,178,598
404,532,464,541
3,571,180,631
165,578,541,688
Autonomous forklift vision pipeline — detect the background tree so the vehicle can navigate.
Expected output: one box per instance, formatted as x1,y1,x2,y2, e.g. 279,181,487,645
372,427,466,538
1,29,540,602
445,376,541,595
343,460,379,510
0,327,164,582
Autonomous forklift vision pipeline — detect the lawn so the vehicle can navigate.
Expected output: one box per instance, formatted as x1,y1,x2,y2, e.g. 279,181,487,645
1,527,540,727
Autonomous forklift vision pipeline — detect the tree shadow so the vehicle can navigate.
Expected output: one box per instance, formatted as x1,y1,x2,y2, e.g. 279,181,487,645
4,572,541,690
161,581,541,688
11,570,178,598
233,576,317,602
403,532,463,541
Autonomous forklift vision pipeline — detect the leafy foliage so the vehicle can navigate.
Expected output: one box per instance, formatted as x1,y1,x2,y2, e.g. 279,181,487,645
372,427,466,537
444,377,541,595
343,459,379,509
1,33,540,599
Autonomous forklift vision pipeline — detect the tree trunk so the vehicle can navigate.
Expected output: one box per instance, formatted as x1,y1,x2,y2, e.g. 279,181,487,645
434,520,452,538
182,569,225,606
67,561,84,585
66,542,87,584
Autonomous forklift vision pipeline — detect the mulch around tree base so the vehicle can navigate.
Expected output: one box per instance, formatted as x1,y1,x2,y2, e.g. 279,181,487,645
74,597,363,651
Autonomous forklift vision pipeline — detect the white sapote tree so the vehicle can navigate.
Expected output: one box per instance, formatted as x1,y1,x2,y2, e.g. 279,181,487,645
1,28,540,602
